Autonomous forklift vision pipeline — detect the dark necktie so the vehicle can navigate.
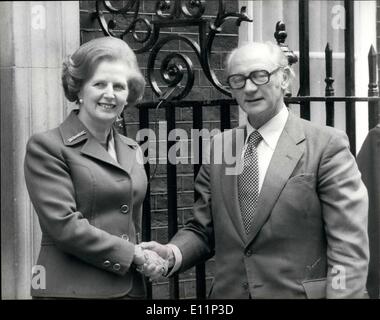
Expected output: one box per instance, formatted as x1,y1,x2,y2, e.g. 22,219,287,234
238,130,263,234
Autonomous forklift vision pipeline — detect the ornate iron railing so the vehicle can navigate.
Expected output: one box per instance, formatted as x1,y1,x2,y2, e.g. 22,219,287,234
93,0,298,101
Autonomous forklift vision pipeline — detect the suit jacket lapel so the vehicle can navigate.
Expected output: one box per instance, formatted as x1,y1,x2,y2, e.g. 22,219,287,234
114,130,136,174
80,134,121,170
246,113,305,246
220,126,248,242
81,128,137,175
59,110,133,174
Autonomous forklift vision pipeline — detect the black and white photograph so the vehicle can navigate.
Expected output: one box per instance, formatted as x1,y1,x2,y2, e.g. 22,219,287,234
1,0,379,307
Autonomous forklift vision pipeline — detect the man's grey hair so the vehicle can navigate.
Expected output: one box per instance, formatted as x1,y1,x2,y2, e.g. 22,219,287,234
226,41,289,72
225,41,295,83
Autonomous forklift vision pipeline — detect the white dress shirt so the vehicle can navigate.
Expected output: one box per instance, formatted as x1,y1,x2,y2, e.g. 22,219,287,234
167,104,289,275
244,104,289,192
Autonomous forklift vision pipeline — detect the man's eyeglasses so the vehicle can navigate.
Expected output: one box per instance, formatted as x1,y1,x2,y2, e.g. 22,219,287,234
227,67,282,89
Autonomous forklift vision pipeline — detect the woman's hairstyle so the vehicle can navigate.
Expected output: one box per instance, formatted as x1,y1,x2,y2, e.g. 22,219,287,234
62,36,145,104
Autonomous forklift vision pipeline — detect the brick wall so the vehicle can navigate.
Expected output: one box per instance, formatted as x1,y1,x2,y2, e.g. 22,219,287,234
79,0,239,299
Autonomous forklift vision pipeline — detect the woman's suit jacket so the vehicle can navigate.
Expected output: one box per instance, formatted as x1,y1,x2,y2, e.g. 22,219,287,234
170,112,369,299
24,110,148,299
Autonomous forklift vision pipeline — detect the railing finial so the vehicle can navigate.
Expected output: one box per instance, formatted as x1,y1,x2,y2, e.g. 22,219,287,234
274,21,298,66
368,45,378,96
324,43,335,96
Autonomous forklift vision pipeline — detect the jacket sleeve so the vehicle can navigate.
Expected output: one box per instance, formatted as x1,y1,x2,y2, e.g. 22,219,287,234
318,130,369,298
170,139,215,272
24,133,136,276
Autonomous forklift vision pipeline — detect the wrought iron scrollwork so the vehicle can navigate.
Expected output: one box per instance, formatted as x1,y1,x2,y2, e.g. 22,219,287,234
93,0,253,99
204,5,252,96
95,0,158,52
93,1,296,100
154,0,207,20
181,0,206,19
147,35,198,100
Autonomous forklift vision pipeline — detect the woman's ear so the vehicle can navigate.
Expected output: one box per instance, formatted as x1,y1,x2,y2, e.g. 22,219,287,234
77,92,83,105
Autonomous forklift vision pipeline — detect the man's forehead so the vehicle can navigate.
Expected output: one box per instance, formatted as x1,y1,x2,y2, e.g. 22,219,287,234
229,48,277,74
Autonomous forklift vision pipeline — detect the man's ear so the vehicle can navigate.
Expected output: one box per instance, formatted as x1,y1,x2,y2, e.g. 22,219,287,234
281,67,291,90
230,88,237,100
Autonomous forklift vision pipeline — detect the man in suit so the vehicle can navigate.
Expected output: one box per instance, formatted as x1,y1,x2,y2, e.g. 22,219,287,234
141,42,369,299
357,124,380,298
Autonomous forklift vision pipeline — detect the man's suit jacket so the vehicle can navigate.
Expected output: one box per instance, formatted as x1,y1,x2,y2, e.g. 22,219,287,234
24,110,147,298
357,125,380,299
171,112,369,299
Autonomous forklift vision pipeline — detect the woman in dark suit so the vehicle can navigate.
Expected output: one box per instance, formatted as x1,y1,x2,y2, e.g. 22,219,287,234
24,37,163,299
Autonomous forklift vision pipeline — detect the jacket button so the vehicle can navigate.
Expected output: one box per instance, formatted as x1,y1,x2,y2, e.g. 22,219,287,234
120,204,129,214
245,250,253,257
121,234,129,241
113,263,121,271
103,260,111,267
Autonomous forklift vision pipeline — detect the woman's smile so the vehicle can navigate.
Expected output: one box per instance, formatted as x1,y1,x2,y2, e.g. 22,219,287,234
77,60,130,128
97,102,117,110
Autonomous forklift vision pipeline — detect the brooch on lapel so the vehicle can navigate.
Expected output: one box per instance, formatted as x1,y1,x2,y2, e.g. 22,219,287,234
67,130,86,143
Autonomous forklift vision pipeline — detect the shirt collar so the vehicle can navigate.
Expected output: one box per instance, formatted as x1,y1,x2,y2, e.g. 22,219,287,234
107,128,118,162
108,128,115,147
245,104,289,150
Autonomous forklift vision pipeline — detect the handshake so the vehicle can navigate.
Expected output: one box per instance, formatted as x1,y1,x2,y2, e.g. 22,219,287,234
133,241,175,282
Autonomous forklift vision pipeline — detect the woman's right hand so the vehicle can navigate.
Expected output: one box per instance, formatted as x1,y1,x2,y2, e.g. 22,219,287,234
133,245,168,280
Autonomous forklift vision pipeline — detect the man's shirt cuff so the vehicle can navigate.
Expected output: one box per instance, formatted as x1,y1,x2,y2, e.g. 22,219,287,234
165,243,182,276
